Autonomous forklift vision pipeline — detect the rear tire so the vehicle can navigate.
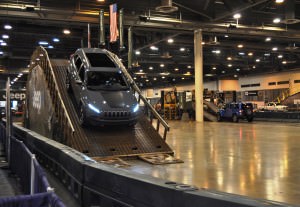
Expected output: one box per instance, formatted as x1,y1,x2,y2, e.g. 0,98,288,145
232,114,239,123
247,117,253,122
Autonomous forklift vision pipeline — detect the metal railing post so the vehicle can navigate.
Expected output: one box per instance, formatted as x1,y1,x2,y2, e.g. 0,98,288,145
6,78,11,165
30,154,36,195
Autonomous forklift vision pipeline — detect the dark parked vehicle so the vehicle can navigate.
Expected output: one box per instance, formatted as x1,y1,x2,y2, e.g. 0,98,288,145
66,48,140,126
217,102,254,122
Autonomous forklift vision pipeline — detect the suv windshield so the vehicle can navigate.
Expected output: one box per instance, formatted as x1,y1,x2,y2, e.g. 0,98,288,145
85,53,116,67
87,71,129,91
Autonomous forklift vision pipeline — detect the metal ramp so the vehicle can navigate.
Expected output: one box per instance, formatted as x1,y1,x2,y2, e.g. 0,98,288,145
203,100,218,122
26,47,173,158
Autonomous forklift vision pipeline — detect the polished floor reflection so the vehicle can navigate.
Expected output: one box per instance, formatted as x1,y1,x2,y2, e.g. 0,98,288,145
127,121,300,205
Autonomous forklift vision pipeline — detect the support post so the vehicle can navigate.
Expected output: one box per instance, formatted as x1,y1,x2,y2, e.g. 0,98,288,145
5,78,11,165
30,154,36,195
194,29,204,122
88,23,91,48
99,9,105,48
119,8,124,50
128,27,133,68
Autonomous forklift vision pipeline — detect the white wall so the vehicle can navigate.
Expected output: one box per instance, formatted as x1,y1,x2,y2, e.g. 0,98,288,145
141,70,300,98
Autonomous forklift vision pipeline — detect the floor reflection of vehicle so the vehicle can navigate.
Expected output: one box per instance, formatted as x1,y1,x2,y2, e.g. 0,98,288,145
66,48,140,126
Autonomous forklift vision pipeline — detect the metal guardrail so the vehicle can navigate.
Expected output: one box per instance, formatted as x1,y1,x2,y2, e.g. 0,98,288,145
29,47,85,149
0,122,65,207
8,122,298,207
107,50,170,140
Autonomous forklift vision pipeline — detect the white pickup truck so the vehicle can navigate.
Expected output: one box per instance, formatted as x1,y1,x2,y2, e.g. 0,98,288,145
258,102,288,112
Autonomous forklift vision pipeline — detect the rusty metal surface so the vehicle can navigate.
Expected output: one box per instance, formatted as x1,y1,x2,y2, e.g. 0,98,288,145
139,154,184,165
50,59,173,157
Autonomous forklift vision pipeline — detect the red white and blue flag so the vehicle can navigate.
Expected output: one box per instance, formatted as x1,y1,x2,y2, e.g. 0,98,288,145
110,3,118,42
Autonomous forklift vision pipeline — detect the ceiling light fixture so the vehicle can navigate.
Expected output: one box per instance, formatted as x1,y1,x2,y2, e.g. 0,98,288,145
275,0,284,3
228,64,232,67
179,47,185,52
272,47,278,51
248,52,253,56
0,42,7,46
38,41,49,45
212,67,217,70
233,13,241,19
149,66,153,70
174,68,179,71
282,60,287,64
2,35,9,39
150,45,159,50
53,38,60,42
256,59,260,62
265,37,272,42
278,54,283,58
135,50,141,55
237,44,243,48
63,29,71,34
160,64,165,67
227,57,232,60
4,25,12,30
167,38,174,43
273,18,281,23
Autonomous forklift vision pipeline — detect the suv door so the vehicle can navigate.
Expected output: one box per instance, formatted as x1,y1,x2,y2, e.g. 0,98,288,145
224,103,233,118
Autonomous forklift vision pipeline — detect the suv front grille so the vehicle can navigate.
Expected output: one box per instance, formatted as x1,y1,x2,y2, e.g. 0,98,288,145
103,111,131,118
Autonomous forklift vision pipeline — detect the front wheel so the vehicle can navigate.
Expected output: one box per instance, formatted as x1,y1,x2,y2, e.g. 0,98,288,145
247,117,253,122
232,114,239,123
217,113,222,122
79,104,87,126
66,74,72,93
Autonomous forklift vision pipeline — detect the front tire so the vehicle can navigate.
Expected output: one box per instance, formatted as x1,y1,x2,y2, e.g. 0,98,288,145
79,104,87,126
232,114,239,123
217,113,222,122
247,117,253,122
66,74,72,93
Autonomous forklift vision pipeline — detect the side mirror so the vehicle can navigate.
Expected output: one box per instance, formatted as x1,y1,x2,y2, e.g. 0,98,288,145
75,79,82,85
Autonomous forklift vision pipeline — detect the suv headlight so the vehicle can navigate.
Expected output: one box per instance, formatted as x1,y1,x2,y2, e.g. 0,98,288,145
133,104,139,113
88,103,101,114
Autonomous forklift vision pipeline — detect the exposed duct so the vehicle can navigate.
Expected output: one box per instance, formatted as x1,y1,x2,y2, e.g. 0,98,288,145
155,0,178,13
281,0,300,24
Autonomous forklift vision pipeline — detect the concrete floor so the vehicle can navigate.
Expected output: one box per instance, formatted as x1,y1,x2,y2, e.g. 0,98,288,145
127,120,300,205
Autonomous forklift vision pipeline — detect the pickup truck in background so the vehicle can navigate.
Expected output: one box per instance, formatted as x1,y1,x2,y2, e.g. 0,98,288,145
258,102,288,112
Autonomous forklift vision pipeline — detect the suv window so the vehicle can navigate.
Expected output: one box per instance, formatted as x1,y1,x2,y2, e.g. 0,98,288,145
85,53,116,67
78,65,86,81
75,56,82,71
86,71,128,90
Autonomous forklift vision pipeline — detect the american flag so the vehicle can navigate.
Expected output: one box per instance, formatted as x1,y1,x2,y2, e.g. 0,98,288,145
110,3,118,42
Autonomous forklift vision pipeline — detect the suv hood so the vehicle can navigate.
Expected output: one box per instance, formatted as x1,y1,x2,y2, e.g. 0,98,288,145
85,90,137,109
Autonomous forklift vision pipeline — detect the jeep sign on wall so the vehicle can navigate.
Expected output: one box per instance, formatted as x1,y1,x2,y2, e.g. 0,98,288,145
0,90,26,101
